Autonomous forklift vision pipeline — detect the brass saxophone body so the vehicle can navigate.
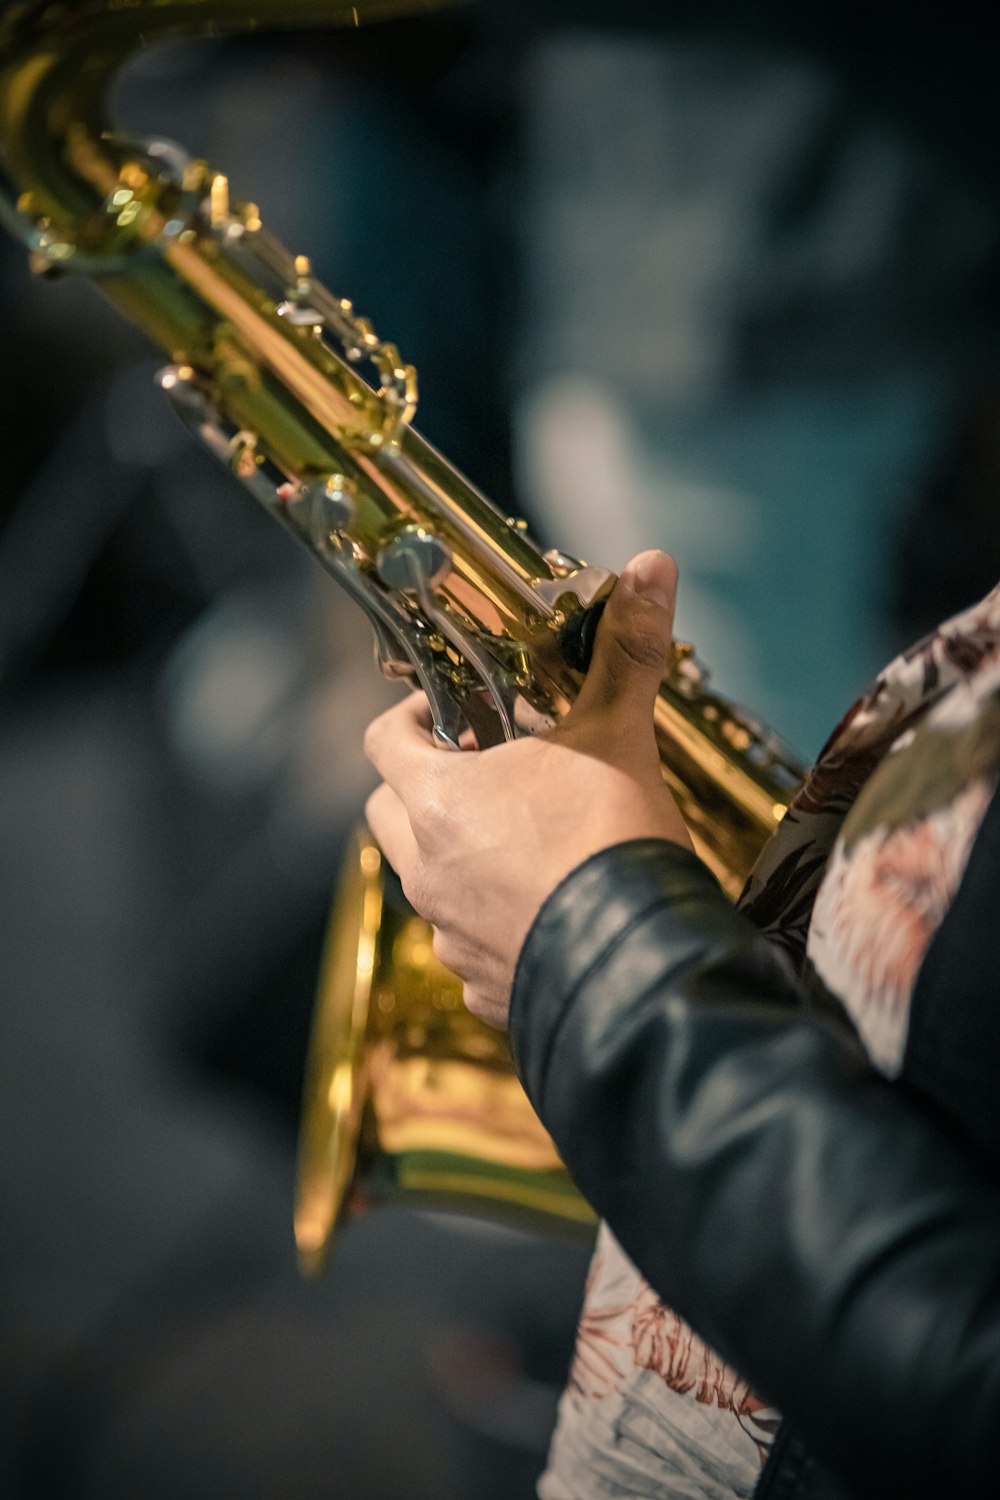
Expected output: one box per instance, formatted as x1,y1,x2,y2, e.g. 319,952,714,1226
1,0,803,1273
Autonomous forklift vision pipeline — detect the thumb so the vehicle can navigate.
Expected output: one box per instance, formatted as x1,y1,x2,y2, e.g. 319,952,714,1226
567,550,678,730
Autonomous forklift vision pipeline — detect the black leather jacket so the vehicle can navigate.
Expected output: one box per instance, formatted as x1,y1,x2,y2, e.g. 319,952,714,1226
509,787,1000,1500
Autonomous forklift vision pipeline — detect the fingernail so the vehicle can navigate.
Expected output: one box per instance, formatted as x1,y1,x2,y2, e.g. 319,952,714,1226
622,551,677,611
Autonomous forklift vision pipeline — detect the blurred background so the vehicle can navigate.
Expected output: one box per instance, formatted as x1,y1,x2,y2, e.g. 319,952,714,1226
1,2,998,1496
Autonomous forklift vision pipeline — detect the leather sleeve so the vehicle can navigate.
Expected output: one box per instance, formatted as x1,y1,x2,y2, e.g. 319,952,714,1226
509,839,1000,1499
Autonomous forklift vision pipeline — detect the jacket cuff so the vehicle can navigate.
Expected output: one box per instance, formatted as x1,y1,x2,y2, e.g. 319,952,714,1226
509,837,721,1106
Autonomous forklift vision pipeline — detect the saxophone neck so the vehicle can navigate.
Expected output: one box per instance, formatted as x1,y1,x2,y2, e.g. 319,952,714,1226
0,0,449,268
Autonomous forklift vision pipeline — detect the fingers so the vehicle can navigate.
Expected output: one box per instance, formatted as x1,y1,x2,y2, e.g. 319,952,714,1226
431,928,512,1032
461,987,509,1032
565,550,677,737
364,782,420,902
363,691,437,794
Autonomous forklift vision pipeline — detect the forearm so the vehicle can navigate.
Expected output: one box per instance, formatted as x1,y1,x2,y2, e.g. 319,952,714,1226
510,839,1000,1497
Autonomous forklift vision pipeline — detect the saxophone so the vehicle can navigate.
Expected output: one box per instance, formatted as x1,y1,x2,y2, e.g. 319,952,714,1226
0,0,803,1274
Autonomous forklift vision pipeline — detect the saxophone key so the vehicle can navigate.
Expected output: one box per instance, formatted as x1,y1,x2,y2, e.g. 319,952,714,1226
209,172,230,229
376,527,452,595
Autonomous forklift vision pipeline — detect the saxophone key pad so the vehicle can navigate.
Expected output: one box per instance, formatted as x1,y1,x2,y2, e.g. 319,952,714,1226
281,474,358,540
376,527,452,595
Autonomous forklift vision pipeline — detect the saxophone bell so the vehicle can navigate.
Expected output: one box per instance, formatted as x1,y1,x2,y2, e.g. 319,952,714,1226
295,827,598,1278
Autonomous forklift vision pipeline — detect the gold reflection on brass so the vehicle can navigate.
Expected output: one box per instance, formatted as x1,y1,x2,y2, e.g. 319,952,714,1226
1,0,805,1279
295,829,595,1274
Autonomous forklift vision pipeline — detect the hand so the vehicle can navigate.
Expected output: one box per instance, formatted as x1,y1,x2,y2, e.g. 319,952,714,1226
363,550,692,1029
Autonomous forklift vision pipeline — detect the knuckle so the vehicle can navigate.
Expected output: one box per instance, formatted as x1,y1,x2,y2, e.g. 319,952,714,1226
362,717,383,765
614,625,667,671
409,780,445,843
431,926,459,972
463,986,502,1029
400,863,434,920
462,985,486,1022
